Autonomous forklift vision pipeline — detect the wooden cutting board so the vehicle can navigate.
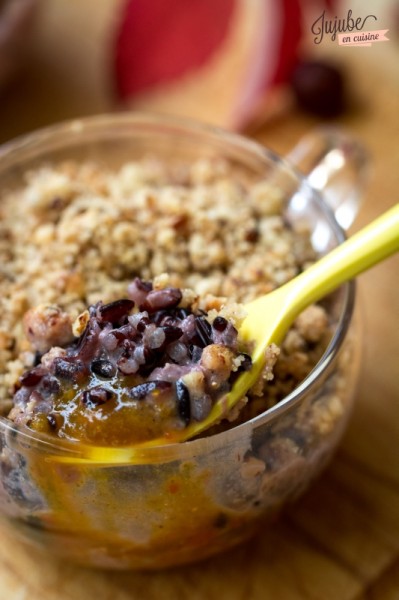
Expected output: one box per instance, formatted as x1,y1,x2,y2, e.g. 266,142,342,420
0,14,398,600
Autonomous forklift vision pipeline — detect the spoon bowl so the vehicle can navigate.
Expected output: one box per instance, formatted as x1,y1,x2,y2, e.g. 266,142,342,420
123,203,399,451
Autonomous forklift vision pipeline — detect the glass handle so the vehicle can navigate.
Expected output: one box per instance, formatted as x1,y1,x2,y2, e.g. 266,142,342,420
286,127,369,230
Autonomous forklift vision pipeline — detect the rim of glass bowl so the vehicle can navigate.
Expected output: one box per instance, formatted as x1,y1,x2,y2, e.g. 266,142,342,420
0,112,355,464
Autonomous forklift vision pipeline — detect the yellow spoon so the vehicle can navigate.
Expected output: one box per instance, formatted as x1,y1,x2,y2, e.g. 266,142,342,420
177,203,399,440
52,204,399,464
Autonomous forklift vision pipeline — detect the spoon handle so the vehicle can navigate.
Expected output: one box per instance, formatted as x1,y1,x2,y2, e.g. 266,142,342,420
276,203,399,317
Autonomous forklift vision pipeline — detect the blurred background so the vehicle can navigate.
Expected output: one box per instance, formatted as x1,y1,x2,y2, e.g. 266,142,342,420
0,0,397,141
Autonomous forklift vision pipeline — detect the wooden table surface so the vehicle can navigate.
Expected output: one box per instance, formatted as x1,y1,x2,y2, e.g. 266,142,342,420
0,7,398,599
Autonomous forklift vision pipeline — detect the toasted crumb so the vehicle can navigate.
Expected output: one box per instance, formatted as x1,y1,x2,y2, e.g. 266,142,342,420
201,345,235,382
23,304,73,353
72,310,90,337
295,305,329,343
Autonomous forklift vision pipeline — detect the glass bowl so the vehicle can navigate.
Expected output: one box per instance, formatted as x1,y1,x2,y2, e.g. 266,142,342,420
0,114,365,569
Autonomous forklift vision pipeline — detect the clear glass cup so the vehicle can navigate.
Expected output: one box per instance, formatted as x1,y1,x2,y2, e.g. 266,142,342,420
0,114,366,569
